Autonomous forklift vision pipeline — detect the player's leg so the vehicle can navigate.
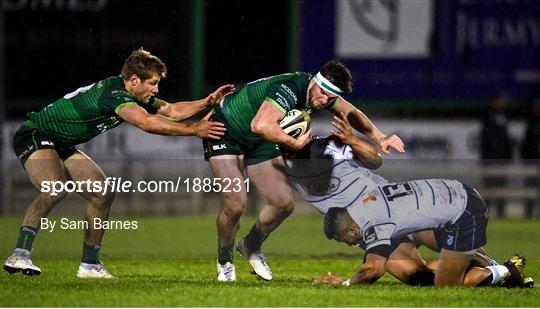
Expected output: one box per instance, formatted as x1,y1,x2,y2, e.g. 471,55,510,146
63,150,115,278
434,249,473,286
209,155,247,282
4,149,69,276
385,240,434,286
236,156,293,281
246,156,294,237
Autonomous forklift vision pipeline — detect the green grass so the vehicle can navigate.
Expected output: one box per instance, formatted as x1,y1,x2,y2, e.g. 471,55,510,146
1,215,539,307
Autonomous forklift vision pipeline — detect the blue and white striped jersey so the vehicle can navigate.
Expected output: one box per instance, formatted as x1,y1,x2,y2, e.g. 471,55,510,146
284,136,468,251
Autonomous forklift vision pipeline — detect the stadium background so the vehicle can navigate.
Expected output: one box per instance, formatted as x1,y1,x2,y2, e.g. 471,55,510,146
0,1,539,306
1,0,538,218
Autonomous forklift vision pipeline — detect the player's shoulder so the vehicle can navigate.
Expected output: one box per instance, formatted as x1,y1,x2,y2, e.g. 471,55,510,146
100,75,135,102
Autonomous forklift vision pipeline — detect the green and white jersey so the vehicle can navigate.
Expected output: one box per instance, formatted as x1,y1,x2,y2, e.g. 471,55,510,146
220,72,313,141
26,75,158,146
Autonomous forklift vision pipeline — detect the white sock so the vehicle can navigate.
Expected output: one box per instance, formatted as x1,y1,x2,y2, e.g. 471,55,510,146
486,265,510,285
475,251,499,266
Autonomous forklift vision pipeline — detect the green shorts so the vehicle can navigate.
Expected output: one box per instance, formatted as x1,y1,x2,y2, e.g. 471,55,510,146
202,108,281,166
13,120,77,166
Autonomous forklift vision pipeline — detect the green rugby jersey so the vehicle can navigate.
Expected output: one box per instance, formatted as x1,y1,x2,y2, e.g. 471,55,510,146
221,72,313,141
26,76,158,146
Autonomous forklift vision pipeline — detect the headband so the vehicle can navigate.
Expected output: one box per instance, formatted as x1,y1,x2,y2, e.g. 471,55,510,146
313,72,342,96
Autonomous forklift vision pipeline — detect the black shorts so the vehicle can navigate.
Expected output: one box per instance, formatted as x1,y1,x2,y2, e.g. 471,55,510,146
13,121,77,166
435,185,489,252
202,107,281,166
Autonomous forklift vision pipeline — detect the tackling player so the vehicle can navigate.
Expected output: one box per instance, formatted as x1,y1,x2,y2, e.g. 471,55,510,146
203,60,405,281
3,48,234,278
283,112,533,287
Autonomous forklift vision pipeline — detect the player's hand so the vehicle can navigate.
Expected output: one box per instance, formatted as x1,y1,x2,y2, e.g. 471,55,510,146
193,111,226,139
313,272,344,285
330,112,355,144
379,134,405,155
205,84,236,107
290,128,312,151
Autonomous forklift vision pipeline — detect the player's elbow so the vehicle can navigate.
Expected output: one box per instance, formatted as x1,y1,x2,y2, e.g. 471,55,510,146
251,119,268,135
369,267,386,282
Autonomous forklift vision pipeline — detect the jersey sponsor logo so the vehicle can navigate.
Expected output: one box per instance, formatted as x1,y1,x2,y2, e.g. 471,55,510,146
280,84,298,103
305,177,341,196
275,93,291,110
41,141,54,146
212,144,227,151
364,226,378,244
362,194,377,205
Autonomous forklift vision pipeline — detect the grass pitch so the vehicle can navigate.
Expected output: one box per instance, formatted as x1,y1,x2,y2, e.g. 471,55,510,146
1,215,539,307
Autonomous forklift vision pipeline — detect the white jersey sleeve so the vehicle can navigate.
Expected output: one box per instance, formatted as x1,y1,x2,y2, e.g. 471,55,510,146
284,136,387,214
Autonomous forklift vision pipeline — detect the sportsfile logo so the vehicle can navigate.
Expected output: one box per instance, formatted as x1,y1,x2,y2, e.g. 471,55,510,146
40,177,250,196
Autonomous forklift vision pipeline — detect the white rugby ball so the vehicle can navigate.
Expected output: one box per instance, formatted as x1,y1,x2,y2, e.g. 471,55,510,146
279,109,310,138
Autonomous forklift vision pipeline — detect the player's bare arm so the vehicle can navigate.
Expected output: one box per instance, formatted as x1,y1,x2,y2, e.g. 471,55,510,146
119,104,226,139
154,84,235,121
314,253,386,286
347,253,387,285
251,101,312,151
332,99,405,155
331,111,382,169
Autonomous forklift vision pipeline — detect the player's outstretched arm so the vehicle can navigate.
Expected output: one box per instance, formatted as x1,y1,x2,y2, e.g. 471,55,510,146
332,99,405,155
347,252,387,285
331,112,382,169
251,101,312,151
154,84,235,121
119,105,226,139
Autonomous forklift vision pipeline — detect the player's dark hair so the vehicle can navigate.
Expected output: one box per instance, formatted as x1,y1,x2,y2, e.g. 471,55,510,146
323,207,347,240
320,60,353,93
122,47,167,81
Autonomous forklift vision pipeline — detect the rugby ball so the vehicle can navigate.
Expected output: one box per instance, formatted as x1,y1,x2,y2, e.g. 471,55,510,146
279,109,310,138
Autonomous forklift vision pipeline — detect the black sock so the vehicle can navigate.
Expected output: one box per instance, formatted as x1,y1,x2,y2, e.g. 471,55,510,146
82,243,101,264
217,243,234,265
244,224,269,253
15,226,38,251
478,274,494,286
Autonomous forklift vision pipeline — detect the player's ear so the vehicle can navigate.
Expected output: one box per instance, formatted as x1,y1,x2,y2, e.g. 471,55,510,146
128,74,140,86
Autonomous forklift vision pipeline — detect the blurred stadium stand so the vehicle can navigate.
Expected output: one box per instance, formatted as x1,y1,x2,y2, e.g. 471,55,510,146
1,0,539,218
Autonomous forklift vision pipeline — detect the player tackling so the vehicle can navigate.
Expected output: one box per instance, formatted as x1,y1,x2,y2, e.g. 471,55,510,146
282,113,534,287
203,60,405,281
3,48,234,278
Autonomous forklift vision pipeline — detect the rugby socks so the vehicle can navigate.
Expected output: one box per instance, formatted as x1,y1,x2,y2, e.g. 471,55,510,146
15,226,38,251
486,265,510,285
82,243,101,264
244,224,269,253
218,243,234,265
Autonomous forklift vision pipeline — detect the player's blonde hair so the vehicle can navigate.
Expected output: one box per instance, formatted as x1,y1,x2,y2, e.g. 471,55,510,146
121,48,167,81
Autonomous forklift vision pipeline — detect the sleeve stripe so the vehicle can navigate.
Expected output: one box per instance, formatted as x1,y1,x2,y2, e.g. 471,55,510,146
114,102,139,115
325,97,340,110
266,98,287,114
151,98,161,109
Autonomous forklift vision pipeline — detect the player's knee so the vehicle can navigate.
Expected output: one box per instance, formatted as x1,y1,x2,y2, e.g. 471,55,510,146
402,267,434,286
223,202,246,220
268,193,294,214
40,190,68,205
92,189,115,208
279,200,295,217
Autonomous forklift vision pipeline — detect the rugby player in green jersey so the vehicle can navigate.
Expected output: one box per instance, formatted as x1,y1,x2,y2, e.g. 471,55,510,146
3,48,234,278
203,60,405,281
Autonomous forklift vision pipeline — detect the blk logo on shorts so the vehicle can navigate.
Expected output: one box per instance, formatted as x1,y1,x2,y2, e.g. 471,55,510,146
212,144,227,151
